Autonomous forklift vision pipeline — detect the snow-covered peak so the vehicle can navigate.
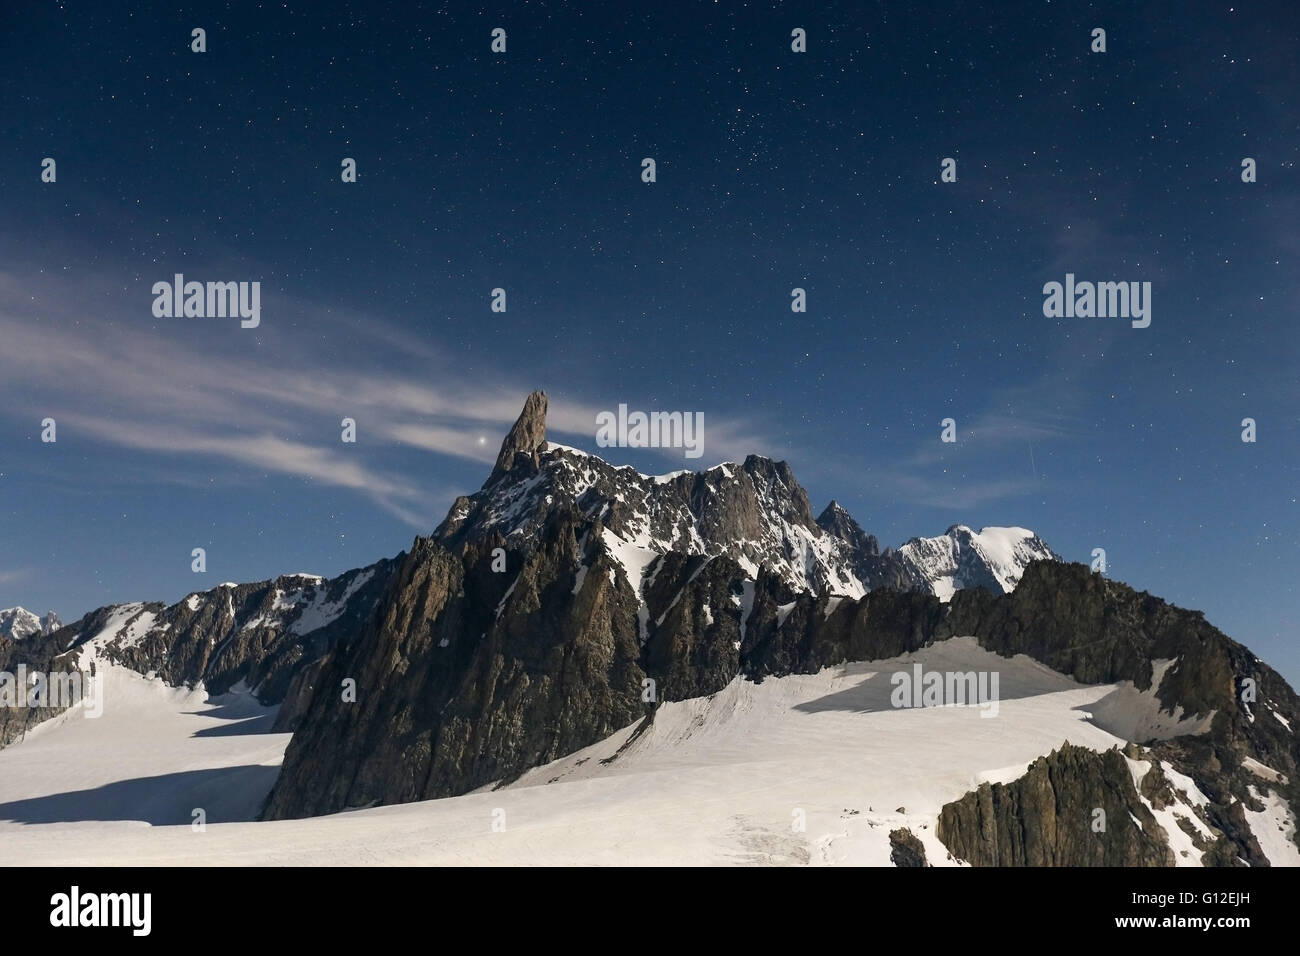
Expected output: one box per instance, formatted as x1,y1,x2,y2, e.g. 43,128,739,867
542,441,591,457
899,525,1058,600
0,607,62,641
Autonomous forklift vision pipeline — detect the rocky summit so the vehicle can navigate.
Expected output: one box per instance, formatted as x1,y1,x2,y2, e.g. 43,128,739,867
436,391,1051,603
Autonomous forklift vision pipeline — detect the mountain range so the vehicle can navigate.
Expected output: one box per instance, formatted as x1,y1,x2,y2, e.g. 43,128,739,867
1,391,1295,866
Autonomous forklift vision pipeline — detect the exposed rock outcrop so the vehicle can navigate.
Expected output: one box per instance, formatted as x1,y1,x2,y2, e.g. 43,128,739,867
936,744,1176,866
889,828,928,867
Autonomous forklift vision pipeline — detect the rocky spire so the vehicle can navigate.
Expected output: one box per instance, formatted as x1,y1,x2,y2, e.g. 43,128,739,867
816,499,880,557
492,389,548,479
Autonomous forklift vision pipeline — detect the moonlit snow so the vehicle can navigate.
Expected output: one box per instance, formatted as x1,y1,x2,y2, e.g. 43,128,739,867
4,636,1285,866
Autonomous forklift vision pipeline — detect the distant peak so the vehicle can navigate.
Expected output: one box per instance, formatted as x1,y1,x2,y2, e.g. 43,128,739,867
816,499,857,527
0,606,62,640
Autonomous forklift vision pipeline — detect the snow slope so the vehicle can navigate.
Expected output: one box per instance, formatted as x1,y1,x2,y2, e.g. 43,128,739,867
1244,784,1300,867
0,662,289,832
0,637,1228,866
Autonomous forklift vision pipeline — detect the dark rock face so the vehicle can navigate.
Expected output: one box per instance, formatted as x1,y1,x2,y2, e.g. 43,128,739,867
0,627,87,748
740,576,943,680
936,744,1176,866
262,509,655,818
889,828,928,867
1144,735,1278,866
641,552,745,702
492,389,547,478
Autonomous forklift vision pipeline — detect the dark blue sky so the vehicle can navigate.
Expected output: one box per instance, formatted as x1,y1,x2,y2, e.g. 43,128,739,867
1,2,1296,682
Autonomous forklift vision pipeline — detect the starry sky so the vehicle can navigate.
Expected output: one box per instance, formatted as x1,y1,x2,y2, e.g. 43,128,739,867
1,2,1296,682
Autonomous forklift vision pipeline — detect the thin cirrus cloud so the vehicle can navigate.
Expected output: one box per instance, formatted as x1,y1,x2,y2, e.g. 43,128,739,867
0,269,772,525
890,388,1085,509
0,569,32,587
803,368,1090,515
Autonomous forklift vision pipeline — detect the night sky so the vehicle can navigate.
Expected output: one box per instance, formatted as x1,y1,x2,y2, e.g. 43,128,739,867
1,2,1296,681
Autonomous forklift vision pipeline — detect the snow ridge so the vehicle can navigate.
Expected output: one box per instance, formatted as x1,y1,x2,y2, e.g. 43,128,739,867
439,443,1059,605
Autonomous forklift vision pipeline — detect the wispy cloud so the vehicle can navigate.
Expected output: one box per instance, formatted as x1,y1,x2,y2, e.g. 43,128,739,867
0,569,33,588
802,367,1094,514
0,269,769,525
